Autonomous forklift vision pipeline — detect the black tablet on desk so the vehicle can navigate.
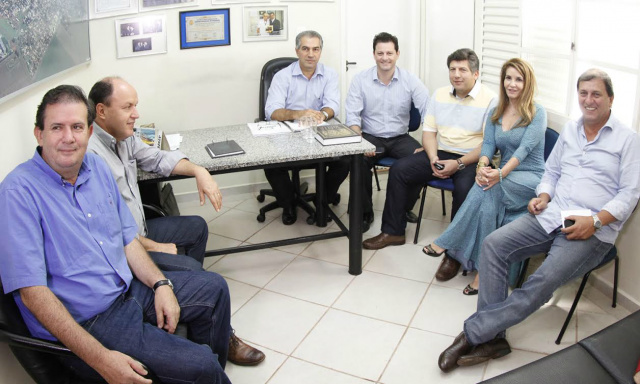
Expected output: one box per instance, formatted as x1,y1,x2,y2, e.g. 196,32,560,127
205,140,245,158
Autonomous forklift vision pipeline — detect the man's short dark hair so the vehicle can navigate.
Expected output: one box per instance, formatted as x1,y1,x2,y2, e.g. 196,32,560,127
268,11,275,16
577,68,614,97
447,48,480,73
373,32,399,52
295,30,323,50
88,77,119,107
35,85,94,130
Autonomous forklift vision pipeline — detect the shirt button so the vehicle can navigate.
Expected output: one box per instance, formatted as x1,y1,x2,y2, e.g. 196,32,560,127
87,213,92,218
99,241,103,245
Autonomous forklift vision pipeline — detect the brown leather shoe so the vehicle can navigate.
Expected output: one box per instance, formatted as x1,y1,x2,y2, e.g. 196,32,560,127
457,337,511,367
228,332,265,366
362,232,405,250
435,255,461,281
438,332,472,373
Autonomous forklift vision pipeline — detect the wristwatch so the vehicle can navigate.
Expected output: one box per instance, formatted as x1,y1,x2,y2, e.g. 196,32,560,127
456,158,466,170
321,110,329,121
153,279,173,292
592,214,602,230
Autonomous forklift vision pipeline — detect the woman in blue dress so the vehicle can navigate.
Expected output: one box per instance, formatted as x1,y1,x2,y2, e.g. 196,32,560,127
424,58,547,295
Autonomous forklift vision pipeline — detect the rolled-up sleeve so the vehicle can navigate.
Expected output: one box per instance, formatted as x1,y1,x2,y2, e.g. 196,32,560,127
601,132,640,221
322,69,340,118
345,75,364,127
130,137,186,176
265,69,290,120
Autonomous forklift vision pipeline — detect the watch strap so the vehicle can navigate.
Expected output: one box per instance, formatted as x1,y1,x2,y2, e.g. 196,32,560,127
153,279,172,292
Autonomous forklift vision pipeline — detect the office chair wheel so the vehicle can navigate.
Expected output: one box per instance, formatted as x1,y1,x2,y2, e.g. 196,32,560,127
257,213,266,222
306,215,315,225
256,194,265,203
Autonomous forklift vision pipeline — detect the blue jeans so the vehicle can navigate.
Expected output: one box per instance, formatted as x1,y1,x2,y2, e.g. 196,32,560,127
66,271,231,384
463,213,612,345
147,215,208,272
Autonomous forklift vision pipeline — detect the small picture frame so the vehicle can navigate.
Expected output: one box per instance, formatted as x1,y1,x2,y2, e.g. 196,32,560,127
139,0,197,12
115,15,167,58
242,6,287,42
179,8,231,49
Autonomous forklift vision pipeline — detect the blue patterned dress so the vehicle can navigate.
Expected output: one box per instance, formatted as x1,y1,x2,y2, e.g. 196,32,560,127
435,104,547,282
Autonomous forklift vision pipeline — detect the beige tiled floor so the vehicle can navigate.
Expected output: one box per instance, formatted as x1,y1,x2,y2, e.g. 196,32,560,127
190,173,630,384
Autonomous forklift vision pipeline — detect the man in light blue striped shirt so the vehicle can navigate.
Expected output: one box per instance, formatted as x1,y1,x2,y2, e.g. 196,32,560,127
345,32,430,232
439,69,640,372
264,30,349,225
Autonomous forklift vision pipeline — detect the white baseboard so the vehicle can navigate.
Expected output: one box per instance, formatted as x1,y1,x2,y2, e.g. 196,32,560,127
591,274,639,313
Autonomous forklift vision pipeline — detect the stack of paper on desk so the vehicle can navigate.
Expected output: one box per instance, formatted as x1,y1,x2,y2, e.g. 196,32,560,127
247,121,292,136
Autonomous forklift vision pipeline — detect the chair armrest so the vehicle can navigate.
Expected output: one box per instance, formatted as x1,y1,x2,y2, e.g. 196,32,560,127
143,204,167,218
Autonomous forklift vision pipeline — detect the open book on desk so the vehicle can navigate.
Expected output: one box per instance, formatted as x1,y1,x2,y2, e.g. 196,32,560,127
205,140,245,158
248,120,330,136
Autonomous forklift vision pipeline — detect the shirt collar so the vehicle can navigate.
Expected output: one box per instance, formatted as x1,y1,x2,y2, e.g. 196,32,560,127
449,80,482,99
31,147,92,186
372,66,399,83
92,122,118,152
576,111,617,139
293,61,323,79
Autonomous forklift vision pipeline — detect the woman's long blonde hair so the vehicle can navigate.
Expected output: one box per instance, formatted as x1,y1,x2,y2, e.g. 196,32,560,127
490,58,537,127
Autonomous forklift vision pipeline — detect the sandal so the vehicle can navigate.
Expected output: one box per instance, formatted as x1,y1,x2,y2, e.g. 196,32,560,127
423,244,445,257
463,284,479,296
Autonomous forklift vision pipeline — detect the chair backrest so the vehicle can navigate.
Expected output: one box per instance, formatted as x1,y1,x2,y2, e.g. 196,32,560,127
408,101,421,132
258,57,298,121
544,127,560,161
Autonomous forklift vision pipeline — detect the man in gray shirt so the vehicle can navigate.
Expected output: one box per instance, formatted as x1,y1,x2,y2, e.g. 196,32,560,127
87,76,265,366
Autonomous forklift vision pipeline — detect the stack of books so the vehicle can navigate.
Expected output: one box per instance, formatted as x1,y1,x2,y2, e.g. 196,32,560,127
314,124,361,145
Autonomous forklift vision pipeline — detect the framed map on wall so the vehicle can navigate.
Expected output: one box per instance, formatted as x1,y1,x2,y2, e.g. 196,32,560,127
0,0,91,103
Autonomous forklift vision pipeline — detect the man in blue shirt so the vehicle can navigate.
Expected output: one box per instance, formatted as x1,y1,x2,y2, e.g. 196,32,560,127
439,69,640,372
0,85,232,383
264,30,349,225
345,32,430,232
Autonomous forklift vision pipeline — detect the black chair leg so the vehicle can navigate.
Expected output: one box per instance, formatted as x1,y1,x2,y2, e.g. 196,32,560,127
440,189,446,216
612,256,618,308
413,186,428,244
373,166,381,191
556,271,592,345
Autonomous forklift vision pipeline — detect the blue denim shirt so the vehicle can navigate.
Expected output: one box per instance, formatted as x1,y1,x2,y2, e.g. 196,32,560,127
536,114,640,244
0,150,137,340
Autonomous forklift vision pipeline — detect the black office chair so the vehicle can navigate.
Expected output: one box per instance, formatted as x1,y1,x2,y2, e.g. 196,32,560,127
0,281,162,383
413,127,560,244
255,57,317,224
372,102,422,191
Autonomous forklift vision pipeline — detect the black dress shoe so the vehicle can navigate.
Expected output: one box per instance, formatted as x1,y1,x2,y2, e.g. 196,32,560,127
405,210,419,223
438,332,472,373
362,212,374,233
282,207,297,225
457,337,511,366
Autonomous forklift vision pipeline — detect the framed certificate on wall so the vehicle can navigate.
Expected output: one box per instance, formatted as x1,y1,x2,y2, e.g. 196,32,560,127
179,8,231,49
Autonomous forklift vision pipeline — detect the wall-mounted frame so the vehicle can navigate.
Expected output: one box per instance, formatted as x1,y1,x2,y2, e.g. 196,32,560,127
115,15,167,58
281,0,333,2
212,0,268,3
139,0,197,12
90,0,138,20
242,6,288,42
179,8,231,49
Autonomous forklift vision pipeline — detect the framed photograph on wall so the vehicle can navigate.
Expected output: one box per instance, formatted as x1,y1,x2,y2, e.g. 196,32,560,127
115,15,167,58
242,6,287,42
139,0,197,12
179,8,231,49
212,0,268,3
90,0,138,20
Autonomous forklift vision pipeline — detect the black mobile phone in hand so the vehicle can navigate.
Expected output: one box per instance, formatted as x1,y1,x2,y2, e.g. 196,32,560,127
434,162,445,170
563,219,575,228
